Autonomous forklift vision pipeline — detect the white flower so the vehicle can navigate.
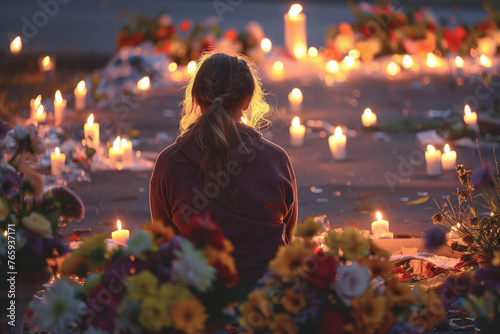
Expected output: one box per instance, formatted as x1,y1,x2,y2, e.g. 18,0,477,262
82,326,111,334
172,239,216,292
125,230,155,257
31,278,86,332
331,262,371,306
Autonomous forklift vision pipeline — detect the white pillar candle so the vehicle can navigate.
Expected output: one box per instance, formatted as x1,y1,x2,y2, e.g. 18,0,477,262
121,138,133,162
261,38,272,53
10,36,22,54
402,55,413,69
425,145,441,176
284,4,307,59
361,108,377,127
371,211,389,237
290,117,305,147
111,220,129,246
463,104,479,132
441,144,457,171
84,114,100,149
54,90,67,125
288,88,303,113
109,137,123,165
50,147,66,179
74,80,87,111
328,126,346,160
30,95,42,119
426,52,437,68
34,105,47,122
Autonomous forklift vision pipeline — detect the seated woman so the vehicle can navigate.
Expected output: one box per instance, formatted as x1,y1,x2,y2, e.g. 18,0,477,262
149,52,297,286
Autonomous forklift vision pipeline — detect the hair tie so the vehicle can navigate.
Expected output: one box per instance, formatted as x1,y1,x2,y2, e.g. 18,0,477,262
213,97,223,104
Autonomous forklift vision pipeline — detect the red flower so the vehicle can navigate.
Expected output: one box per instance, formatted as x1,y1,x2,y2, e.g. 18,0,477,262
224,28,239,41
360,25,374,38
132,31,145,45
305,251,337,288
179,20,192,33
316,310,345,334
427,24,437,32
391,266,405,274
182,213,226,250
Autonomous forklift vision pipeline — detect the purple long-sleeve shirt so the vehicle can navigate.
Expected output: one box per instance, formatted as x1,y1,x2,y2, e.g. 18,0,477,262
150,123,297,282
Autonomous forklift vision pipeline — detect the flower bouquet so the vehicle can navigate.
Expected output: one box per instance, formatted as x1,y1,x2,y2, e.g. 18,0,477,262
29,214,241,333
239,217,446,334
0,121,85,331
432,156,500,266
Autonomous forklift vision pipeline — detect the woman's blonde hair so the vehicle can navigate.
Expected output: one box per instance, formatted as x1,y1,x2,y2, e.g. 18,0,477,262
176,51,271,209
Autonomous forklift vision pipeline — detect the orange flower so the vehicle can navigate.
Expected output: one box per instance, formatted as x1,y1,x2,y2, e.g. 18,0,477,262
142,220,175,246
281,289,306,315
361,256,393,280
386,277,415,307
239,290,272,331
349,288,386,333
269,241,313,281
170,297,208,334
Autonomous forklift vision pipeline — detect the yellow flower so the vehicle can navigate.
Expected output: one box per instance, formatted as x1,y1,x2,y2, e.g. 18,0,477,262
239,290,272,331
386,277,415,307
170,297,208,334
269,241,313,281
349,288,386,333
269,313,297,334
142,220,175,246
60,253,87,276
294,217,323,238
340,227,369,261
138,296,169,332
324,229,342,256
127,270,158,301
360,257,393,280
159,283,192,308
0,197,8,221
281,289,306,315
74,233,107,255
22,212,52,237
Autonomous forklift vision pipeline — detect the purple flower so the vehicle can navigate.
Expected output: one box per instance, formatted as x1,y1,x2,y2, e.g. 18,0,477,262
46,186,85,221
86,284,120,331
45,232,70,256
423,227,446,251
102,255,151,290
0,166,22,196
0,121,11,140
159,235,183,259
470,165,492,189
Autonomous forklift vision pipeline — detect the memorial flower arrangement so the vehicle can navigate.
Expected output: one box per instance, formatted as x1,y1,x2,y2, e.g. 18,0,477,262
0,121,84,275
29,214,240,334
432,157,500,265
239,218,446,334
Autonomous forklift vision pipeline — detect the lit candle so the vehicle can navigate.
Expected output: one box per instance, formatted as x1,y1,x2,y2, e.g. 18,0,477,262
30,95,42,119
84,114,100,149
325,60,339,73
137,76,151,91
290,117,305,147
361,108,377,127
463,105,478,132
371,211,389,237
111,220,129,246
479,55,492,67
402,55,413,69
121,138,133,162
50,147,66,179
288,88,303,113
34,105,47,122
40,55,54,72
328,126,346,161
284,4,307,59
74,80,87,111
10,36,22,54
426,52,437,68
109,136,123,165
425,145,441,176
387,61,400,76
261,38,272,53
54,90,67,125
271,61,284,80
455,56,464,68
308,47,318,58
441,144,457,171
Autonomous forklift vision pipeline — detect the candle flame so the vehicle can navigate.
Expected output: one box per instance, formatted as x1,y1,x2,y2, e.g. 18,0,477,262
113,137,121,151
308,47,318,58
137,76,150,90
292,116,300,128
117,220,122,231
427,145,435,154
402,55,413,68
168,62,177,72
35,95,42,106
273,61,284,71
334,126,342,137
387,61,400,76
121,138,127,148
426,53,436,68
326,60,339,73
42,56,51,67
11,36,22,53
55,147,60,156
291,88,302,99
3,230,6,237
77,80,85,91
479,55,491,67
187,60,197,74
455,56,464,68
464,105,471,117
261,38,272,53
289,4,303,17
344,56,355,67
293,46,306,59
348,49,360,59
376,211,382,221
87,114,94,127
364,108,372,118
37,105,44,116
444,144,450,154
55,90,62,103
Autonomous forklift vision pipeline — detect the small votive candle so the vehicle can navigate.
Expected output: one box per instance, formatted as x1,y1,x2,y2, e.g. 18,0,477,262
50,147,66,179
34,105,47,122
288,88,303,113
463,104,478,131
441,144,457,171
54,90,67,125
30,95,42,119
121,138,133,162
425,145,441,176
111,220,129,246
361,108,377,127
74,80,87,111
10,36,22,54
328,126,346,161
371,211,389,237
109,137,123,165
84,114,100,149
290,117,305,147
